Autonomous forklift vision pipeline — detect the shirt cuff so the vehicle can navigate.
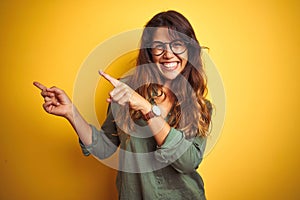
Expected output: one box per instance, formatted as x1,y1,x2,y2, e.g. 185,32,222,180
78,125,98,156
155,128,185,163
158,127,184,149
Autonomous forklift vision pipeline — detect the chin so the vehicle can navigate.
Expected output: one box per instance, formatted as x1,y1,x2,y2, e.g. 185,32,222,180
159,71,182,82
157,64,185,81
164,74,180,80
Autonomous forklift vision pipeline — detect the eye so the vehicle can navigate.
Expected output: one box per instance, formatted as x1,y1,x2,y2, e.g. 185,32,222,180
171,40,185,48
152,42,164,50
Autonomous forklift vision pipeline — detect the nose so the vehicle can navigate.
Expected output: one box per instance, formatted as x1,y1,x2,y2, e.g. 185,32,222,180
162,45,174,58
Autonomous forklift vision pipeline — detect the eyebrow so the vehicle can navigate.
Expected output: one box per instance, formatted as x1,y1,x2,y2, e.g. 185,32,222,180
152,39,182,43
152,40,168,43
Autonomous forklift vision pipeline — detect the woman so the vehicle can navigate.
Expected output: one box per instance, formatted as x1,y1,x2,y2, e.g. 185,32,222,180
34,10,212,200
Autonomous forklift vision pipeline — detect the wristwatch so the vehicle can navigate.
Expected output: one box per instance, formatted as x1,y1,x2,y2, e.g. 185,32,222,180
143,105,161,121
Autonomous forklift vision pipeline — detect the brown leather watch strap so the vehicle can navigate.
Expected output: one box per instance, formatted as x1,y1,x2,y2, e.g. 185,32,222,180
143,110,155,121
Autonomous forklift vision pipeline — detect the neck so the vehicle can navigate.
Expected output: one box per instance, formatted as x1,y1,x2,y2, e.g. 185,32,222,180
164,80,172,88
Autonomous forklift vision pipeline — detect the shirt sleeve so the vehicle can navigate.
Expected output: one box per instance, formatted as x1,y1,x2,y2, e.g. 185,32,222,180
79,105,120,159
154,128,207,173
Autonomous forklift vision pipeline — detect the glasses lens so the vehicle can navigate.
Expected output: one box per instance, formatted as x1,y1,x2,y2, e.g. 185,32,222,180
151,42,165,56
170,40,187,54
150,40,188,56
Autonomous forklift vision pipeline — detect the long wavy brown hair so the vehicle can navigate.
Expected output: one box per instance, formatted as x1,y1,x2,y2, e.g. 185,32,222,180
116,10,212,138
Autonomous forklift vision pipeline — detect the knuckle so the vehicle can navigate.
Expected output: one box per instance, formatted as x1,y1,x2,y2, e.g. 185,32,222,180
125,92,130,99
43,105,48,112
109,91,114,97
119,101,125,106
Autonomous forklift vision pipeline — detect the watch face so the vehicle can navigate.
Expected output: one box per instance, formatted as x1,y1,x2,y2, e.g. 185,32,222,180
152,105,161,116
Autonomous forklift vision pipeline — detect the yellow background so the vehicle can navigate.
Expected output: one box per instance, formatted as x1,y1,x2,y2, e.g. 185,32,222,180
1,0,299,199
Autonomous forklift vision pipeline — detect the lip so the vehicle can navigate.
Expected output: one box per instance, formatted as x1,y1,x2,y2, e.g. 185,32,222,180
160,62,179,71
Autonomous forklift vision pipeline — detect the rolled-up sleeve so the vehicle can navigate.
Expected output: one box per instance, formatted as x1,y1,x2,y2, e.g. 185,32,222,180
154,128,206,173
79,105,120,159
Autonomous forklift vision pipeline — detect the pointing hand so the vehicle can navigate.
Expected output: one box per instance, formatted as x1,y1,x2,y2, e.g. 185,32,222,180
99,70,151,113
33,81,72,117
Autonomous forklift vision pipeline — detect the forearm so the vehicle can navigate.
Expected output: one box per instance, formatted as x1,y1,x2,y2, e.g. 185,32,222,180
65,105,92,146
140,103,171,146
148,117,171,146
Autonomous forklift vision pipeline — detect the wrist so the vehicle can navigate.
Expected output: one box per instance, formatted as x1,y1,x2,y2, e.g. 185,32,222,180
143,104,162,121
65,104,76,121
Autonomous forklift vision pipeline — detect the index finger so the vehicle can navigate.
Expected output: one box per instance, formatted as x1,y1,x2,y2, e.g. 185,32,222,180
33,81,47,91
98,70,120,87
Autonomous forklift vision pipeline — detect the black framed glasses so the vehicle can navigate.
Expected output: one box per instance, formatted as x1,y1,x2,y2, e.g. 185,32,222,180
150,39,189,56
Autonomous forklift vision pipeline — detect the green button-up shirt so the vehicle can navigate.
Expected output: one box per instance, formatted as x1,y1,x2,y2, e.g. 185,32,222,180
80,105,207,200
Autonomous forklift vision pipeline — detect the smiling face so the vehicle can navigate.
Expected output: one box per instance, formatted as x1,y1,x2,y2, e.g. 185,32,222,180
151,27,188,82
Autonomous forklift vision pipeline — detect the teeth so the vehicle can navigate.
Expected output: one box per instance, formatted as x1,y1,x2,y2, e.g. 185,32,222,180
163,62,177,68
